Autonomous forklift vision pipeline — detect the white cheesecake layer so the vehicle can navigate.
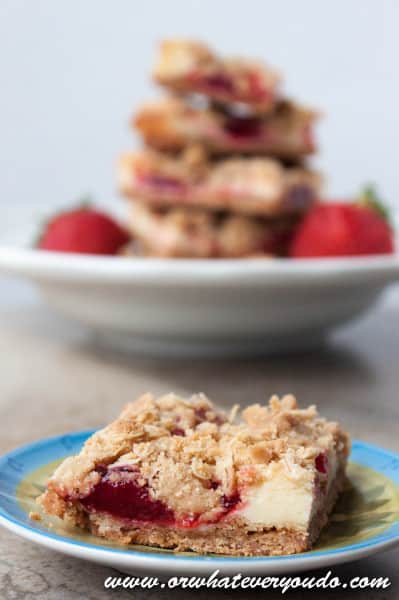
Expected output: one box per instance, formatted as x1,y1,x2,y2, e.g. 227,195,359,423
238,469,314,530
237,449,339,530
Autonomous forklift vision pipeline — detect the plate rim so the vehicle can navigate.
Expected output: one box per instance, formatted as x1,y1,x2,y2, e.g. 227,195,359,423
0,431,399,568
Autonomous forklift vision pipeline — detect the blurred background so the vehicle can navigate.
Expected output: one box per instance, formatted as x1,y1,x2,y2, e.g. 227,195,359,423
0,0,398,227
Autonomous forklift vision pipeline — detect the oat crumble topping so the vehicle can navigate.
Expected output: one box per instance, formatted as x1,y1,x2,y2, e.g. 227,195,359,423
44,393,349,521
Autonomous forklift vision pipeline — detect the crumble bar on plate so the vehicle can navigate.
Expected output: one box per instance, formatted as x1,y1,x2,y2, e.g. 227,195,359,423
117,147,321,217
153,39,281,114
135,97,317,158
37,393,350,556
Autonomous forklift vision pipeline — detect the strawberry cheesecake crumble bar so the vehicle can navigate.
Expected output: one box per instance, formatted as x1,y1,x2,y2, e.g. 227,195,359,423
135,97,317,158
118,148,320,217
153,39,280,113
38,393,350,556
125,203,299,258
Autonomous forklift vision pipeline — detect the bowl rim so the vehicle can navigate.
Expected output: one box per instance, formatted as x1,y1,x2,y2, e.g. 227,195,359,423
0,245,399,286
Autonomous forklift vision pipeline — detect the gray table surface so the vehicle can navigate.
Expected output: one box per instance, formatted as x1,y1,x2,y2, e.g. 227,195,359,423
0,280,398,599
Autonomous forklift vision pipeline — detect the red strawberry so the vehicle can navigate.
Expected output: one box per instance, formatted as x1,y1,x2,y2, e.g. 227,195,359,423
38,206,131,255
290,188,394,258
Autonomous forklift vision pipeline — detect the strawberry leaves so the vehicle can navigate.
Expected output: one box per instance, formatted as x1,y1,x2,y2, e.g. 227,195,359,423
357,184,391,224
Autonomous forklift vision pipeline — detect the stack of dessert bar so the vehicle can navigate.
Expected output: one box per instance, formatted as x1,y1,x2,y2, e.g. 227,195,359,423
118,40,321,258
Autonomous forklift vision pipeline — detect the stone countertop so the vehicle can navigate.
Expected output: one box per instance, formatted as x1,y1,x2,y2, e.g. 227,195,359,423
0,282,398,599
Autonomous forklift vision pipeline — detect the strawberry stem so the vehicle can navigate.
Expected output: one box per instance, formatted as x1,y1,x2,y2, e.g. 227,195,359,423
357,184,391,223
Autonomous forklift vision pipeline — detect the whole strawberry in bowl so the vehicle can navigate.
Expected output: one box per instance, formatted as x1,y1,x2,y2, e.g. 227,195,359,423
290,186,395,258
37,204,131,255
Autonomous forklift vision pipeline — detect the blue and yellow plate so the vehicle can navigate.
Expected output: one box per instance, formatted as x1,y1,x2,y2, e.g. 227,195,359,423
0,431,399,576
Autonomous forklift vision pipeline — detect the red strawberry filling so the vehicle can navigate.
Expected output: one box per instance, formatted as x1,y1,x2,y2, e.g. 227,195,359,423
202,73,234,93
141,174,186,191
79,466,240,528
81,469,175,525
221,492,240,510
315,452,328,474
194,406,225,426
188,69,271,103
170,427,185,436
187,70,234,95
224,116,262,139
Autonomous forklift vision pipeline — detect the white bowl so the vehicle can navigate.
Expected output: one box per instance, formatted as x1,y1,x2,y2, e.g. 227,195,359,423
0,235,398,356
